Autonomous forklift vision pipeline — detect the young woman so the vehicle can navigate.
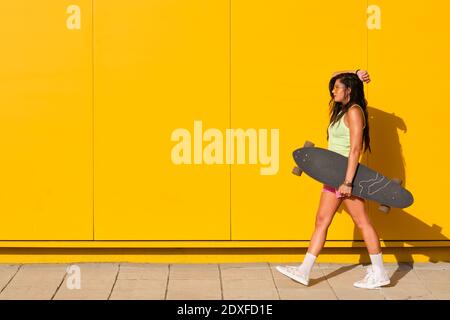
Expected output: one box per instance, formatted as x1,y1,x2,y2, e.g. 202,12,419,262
276,69,390,289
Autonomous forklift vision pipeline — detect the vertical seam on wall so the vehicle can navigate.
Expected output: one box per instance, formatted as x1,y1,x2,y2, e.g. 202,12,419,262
366,0,370,216
92,0,95,241
229,0,232,241
366,0,369,161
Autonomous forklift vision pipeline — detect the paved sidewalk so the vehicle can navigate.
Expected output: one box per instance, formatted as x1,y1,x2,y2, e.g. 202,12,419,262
0,262,449,300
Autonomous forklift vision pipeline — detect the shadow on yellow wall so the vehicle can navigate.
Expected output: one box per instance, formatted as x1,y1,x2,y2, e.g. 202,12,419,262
336,107,449,266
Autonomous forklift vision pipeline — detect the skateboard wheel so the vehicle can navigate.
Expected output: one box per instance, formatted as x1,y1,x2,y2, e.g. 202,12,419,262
292,166,302,176
304,141,315,148
378,204,391,213
392,178,403,185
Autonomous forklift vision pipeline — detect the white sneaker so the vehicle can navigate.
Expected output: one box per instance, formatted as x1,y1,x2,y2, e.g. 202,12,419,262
353,265,390,289
275,266,309,286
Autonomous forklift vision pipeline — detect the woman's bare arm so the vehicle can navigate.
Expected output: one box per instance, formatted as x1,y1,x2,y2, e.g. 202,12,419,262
332,70,359,77
332,69,371,83
337,106,365,196
344,106,365,183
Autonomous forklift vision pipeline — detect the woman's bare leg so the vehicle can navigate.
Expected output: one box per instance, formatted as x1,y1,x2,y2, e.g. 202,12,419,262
343,196,381,254
307,191,343,257
344,196,390,288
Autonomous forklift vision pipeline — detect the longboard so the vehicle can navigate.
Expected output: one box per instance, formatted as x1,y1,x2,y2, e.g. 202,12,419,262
292,141,414,212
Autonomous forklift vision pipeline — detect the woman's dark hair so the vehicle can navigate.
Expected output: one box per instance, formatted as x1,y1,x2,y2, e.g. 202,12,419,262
327,73,371,153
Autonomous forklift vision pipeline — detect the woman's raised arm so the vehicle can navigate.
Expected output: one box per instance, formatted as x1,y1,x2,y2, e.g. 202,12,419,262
332,69,371,83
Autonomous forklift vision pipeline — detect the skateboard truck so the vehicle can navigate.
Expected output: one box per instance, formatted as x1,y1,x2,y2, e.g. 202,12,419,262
292,141,315,176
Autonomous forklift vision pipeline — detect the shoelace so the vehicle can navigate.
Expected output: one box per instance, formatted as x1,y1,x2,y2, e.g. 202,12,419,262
359,266,374,283
362,266,388,285
365,272,378,285
286,266,308,279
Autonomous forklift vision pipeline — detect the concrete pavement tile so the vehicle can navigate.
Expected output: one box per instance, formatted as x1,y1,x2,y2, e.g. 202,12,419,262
412,262,450,270
53,280,116,300
117,263,169,280
0,265,20,291
167,292,220,300
167,279,221,300
322,268,369,289
432,292,450,300
168,279,220,289
420,281,450,294
53,272,117,300
220,263,269,269
109,279,167,300
380,282,434,300
222,279,278,300
222,279,275,291
118,270,168,280
170,264,219,270
54,290,113,300
78,270,118,280
385,275,424,287
70,263,119,268
67,263,119,274
118,263,169,280
383,263,413,271
13,264,67,281
414,270,450,282
272,277,308,289
0,287,59,300
0,264,66,300
382,292,435,300
19,264,68,269
113,279,167,290
278,288,337,300
333,288,385,300
110,290,165,300
69,263,119,271
170,265,219,280
319,265,364,282
0,265,21,271
120,263,168,269
223,287,279,300
326,278,362,289
10,274,63,285
387,270,421,284
221,267,273,280
66,264,118,283
320,266,367,277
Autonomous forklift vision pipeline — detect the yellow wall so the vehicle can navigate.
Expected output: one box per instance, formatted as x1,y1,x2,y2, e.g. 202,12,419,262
93,0,231,240
0,1,93,240
0,1,449,262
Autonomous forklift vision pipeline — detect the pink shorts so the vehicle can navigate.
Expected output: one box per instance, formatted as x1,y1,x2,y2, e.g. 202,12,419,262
322,184,364,200
322,184,345,199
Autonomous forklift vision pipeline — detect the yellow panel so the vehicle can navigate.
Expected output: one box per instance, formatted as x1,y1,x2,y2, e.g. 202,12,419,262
0,1,93,239
231,0,367,240
94,0,230,239
367,0,450,241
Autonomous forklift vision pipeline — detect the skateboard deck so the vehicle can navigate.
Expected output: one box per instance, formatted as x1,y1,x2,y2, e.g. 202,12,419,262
293,146,414,209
